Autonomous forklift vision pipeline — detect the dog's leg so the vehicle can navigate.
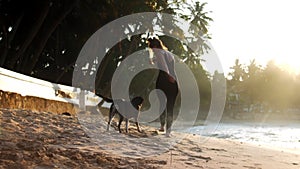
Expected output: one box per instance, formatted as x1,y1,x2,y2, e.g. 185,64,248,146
107,120,112,131
107,105,115,131
125,119,129,133
135,121,141,133
134,116,141,132
118,116,123,133
135,110,142,132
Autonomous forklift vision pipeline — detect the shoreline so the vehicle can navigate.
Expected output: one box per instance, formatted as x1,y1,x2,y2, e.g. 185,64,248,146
164,134,300,169
186,120,300,156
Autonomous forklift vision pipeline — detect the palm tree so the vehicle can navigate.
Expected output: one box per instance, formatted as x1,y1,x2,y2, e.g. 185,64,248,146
229,59,245,82
188,2,213,37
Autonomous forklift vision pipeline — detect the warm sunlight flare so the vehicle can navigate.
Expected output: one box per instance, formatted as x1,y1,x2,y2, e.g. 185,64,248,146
274,57,300,75
1,1,300,168
205,0,300,75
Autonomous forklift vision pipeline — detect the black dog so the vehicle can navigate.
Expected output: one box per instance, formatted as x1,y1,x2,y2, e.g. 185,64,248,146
105,96,144,133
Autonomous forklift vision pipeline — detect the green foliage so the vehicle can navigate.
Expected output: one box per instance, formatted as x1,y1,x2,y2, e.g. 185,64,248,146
0,0,214,108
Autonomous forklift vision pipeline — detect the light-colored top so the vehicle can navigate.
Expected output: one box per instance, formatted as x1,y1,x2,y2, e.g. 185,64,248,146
152,49,176,79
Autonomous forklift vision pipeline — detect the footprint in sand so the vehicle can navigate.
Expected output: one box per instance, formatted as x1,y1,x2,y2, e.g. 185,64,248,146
208,148,227,152
243,166,262,169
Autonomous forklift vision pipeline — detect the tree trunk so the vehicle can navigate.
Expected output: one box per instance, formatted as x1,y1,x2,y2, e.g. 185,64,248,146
22,0,79,75
0,11,24,67
55,61,75,83
6,1,50,69
0,25,8,66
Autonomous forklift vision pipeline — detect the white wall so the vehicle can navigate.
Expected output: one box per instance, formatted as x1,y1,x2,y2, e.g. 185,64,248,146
0,67,101,107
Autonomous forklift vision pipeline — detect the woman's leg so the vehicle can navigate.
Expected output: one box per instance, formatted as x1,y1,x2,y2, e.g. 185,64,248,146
159,109,166,131
156,72,167,131
165,83,178,135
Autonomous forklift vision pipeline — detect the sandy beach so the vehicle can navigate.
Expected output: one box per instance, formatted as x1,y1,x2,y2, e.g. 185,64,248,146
0,108,299,169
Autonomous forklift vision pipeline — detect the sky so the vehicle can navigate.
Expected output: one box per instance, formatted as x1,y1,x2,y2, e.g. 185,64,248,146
200,0,300,75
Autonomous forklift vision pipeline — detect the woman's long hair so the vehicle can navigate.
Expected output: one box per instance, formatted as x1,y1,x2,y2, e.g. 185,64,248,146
147,37,168,50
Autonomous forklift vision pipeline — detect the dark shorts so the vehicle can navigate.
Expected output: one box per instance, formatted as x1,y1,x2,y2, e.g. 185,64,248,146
156,71,178,95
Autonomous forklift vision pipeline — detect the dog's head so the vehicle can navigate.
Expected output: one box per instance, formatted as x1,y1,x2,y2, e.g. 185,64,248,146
131,96,144,110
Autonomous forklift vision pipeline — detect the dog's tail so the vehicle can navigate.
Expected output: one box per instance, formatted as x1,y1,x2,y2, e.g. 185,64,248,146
97,94,113,103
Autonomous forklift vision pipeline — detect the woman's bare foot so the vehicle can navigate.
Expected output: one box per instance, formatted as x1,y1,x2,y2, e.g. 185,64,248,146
158,126,165,132
165,130,171,137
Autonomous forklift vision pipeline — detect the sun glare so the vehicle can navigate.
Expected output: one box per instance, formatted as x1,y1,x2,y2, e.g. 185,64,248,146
274,58,300,75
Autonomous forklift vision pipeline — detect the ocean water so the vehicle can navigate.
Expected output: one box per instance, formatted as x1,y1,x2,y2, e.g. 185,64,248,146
187,123,300,152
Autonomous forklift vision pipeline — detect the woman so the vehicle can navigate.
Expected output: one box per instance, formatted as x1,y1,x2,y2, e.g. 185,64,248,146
148,37,179,137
